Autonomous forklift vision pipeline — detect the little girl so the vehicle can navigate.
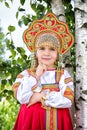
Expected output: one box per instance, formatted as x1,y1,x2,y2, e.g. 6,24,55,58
13,13,74,130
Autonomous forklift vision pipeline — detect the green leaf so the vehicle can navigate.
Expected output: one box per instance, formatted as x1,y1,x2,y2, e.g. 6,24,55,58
37,4,45,11
17,47,25,54
18,20,23,27
8,90,13,95
5,72,11,78
5,2,10,8
1,79,7,85
18,7,25,11
22,16,31,25
16,11,19,19
0,32,4,40
8,44,15,50
30,3,37,12
22,54,27,59
10,0,14,2
32,15,37,21
17,57,23,64
10,49,16,58
20,0,25,5
12,60,17,64
8,25,16,32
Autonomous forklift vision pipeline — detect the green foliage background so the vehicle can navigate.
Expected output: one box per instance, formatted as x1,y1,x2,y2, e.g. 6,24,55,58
0,0,75,129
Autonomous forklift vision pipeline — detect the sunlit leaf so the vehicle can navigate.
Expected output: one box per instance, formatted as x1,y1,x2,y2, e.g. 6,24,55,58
17,57,23,64
17,47,25,54
0,32,4,40
10,49,16,58
8,25,16,32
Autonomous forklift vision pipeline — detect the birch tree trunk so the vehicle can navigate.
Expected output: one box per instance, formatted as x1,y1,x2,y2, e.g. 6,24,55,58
51,0,73,75
51,0,66,22
51,0,75,127
75,0,87,129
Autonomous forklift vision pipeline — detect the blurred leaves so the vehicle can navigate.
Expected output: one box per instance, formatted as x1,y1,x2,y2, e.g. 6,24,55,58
0,24,31,130
63,0,75,34
0,97,20,130
30,0,52,20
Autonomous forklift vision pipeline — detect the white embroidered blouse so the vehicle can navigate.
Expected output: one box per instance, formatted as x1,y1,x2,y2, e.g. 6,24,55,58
12,69,74,108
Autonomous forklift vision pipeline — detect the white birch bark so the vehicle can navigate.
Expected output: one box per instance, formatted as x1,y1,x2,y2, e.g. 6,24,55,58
51,0,73,75
75,0,87,129
51,0,66,22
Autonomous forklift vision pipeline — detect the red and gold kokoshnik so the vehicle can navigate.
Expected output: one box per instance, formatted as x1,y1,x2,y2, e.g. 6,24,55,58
23,13,74,54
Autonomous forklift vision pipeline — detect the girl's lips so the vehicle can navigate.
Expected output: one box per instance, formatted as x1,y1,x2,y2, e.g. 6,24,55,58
42,56,51,60
42,58,51,60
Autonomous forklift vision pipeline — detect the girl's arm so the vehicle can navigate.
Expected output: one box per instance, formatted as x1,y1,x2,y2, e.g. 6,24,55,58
27,92,46,107
12,69,41,104
44,70,74,108
12,63,47,105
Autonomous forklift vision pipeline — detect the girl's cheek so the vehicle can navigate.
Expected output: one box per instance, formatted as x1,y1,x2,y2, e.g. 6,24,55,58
35,51,39,58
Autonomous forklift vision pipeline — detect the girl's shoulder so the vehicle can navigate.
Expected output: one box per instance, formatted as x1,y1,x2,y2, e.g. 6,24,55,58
56,68,72,82
16,68,35,78
16,68,36,80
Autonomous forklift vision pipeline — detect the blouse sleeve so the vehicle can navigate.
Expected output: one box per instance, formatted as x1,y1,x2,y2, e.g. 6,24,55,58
45,70,74,108
12,69,39,104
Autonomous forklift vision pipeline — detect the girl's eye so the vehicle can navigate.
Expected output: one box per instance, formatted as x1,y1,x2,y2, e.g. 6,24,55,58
39,47,45,50
49,47,56,51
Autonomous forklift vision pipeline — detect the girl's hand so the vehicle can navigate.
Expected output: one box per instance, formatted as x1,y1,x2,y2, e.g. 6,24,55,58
27,92,46,107
36,63,47,80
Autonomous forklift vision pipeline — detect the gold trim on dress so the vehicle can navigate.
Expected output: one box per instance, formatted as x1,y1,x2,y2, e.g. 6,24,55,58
12,82,20,97
46,108,57,130
64,86,74,101
65,77,73,84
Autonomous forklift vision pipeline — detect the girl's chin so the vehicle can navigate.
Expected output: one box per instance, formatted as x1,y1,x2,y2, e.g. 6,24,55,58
45,64,55,69
38,61,55,68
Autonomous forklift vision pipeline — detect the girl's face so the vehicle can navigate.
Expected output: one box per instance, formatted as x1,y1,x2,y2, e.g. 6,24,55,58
36,44,58,69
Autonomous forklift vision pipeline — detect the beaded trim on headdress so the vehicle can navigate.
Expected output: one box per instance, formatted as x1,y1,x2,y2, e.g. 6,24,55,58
23,13,74,54
35,32,60,51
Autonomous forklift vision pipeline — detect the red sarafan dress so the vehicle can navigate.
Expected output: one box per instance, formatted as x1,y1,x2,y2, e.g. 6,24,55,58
12,68,74,130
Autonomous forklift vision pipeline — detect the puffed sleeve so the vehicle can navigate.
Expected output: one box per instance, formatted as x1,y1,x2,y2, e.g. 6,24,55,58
12,69,41,104
45,70,74,108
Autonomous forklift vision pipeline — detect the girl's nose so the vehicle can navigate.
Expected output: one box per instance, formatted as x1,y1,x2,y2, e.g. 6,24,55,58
44,48,50,55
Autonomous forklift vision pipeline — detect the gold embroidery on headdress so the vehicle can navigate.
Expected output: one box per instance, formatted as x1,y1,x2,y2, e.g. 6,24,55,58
23,13,74,54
